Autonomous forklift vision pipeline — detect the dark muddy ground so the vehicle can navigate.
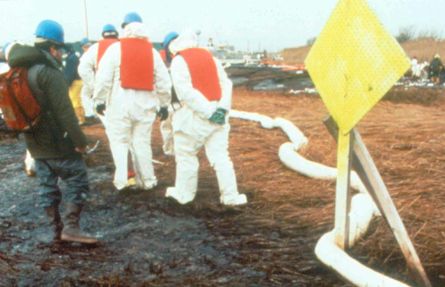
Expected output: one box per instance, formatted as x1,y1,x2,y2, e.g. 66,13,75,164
0,120,344,285
1,85,445,286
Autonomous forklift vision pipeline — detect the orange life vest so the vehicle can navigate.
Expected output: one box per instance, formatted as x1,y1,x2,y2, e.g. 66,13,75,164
159,49,175,67
119,38,154,91
96,38,118,67
179,48,221,101
159,49,167,64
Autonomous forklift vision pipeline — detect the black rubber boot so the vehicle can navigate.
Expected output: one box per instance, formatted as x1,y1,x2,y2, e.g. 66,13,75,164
61,204,98,244
44,206,63,241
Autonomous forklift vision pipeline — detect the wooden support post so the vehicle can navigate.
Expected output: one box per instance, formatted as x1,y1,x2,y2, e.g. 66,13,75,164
334,131,352,249
324,116,432,287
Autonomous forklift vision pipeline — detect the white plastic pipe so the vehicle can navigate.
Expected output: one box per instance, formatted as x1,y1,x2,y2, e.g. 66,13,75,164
279,142,368,195
231,110,368,193
316,231,409,287
230,109,409,287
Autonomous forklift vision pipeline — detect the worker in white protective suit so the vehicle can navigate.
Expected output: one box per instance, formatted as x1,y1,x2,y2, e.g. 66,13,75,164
93,20,171,191
159,31,179,156
78,24,119,123
79,22,139,184
165,31,247,206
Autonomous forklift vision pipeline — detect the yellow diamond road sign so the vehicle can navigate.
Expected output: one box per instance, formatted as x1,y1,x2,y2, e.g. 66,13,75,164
305,0,410,133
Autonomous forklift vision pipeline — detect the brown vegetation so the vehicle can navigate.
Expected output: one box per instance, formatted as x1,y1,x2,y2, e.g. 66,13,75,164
230,88,445,286
402,38,445,62
0,85,444,285
281,38,445,64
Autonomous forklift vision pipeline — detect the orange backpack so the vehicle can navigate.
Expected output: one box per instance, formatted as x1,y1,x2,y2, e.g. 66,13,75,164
0,66,42,131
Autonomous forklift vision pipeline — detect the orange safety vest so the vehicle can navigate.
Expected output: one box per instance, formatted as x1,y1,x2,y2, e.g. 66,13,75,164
159,49,167,64
159,49,175,67
120,38,154,91
179,48,221,101
96,38,119,67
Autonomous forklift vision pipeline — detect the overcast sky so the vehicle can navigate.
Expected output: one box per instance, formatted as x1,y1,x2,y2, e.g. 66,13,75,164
0,0,443,51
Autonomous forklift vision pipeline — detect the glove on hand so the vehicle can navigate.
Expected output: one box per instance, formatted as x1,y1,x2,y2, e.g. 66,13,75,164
208,108,227,125
157,106,169,121
95,103,106,116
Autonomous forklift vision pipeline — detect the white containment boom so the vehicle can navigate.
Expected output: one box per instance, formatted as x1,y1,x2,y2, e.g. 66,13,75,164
230,110,429,287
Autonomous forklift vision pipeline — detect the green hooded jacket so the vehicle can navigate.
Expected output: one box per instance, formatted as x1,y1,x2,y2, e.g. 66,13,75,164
7,44,88,159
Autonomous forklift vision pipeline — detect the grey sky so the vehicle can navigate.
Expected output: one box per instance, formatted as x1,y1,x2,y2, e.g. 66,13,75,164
0,0,443,51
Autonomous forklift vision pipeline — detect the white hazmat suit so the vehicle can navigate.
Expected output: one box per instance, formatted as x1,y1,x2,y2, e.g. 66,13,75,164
93,23,171,190
78,39,119,120
165,31,247,206
78,42,100,118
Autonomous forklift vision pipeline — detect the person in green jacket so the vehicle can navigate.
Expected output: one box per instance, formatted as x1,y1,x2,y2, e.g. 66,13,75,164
7,20,97,244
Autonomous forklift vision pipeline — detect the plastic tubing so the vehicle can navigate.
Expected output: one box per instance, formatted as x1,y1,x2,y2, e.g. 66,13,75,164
230,109,410,287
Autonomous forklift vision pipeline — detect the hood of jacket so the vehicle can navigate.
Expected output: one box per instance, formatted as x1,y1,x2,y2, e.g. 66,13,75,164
169,30,198,55
123,22,149,39
7,43,59,69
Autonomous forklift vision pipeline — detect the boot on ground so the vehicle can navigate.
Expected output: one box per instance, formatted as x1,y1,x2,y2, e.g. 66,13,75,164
61,204,98,244
220,193,247,206
44,205,63,241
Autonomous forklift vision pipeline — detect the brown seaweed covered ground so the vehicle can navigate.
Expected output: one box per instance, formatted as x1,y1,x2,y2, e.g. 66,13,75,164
0,87,444,286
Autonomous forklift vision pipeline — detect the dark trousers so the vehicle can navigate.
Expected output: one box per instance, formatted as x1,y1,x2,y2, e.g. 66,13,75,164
35,158,89,208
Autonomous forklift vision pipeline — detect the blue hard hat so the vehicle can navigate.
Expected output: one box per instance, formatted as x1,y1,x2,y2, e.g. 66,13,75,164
102,24,117,34
122,12,142,28
80,37,90,47
163,32,179,49
35,19,64,44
